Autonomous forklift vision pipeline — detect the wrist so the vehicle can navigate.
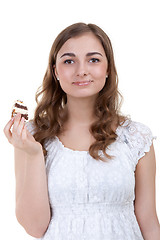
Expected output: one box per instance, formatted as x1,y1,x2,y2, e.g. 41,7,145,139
26,143,43,158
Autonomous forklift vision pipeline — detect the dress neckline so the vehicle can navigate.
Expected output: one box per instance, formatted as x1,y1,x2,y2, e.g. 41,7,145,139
55,136,89,154
55,119,129,154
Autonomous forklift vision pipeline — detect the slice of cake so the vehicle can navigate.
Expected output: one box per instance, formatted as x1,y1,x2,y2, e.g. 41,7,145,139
11,100,28,120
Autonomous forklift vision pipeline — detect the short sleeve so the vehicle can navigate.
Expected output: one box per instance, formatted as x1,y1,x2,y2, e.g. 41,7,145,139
123,120,156,168
25,120,36,135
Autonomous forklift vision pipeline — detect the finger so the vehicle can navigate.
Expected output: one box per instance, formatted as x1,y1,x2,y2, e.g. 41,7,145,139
3,118,15,143
26,126,35,139
17,117,25,136
12,113,21,132
21,124,27,141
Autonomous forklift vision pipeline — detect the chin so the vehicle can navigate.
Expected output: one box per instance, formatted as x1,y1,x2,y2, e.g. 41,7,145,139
67,92,99,99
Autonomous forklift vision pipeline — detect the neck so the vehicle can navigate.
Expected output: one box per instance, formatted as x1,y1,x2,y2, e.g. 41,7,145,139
65,95,98,126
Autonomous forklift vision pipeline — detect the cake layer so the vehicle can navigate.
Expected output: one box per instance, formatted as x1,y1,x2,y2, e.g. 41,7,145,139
15,103,28,110
12,106,28,115
11,100,28,121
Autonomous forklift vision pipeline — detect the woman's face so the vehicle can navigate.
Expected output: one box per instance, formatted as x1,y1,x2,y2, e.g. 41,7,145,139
54,32,108,99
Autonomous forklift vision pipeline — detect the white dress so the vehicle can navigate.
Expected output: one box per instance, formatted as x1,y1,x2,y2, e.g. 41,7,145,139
26,119,156,240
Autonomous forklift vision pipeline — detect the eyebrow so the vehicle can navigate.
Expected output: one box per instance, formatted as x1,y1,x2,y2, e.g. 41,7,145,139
60,52,103,58
86,52,103,57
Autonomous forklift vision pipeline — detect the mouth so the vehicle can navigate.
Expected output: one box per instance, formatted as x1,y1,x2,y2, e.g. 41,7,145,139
72,80,94,86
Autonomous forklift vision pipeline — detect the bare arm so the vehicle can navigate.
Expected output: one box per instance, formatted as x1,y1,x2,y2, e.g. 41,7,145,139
4,114,51,238
134,143,160,240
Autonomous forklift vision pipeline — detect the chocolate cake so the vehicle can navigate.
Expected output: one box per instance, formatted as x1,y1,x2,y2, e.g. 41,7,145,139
11,100,28,120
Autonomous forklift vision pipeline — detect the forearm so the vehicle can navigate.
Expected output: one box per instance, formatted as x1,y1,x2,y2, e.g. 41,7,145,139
15,149,51,237
142,224,160,240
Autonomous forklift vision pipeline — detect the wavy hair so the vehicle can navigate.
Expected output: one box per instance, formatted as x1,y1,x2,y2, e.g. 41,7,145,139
32,22,129,162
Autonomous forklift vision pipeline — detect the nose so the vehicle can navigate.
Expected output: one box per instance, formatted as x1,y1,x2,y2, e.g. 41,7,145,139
76,61,88,77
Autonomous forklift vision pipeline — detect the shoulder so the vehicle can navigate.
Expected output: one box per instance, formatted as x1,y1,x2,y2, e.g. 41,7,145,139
118,118,154,139
118,119,156,168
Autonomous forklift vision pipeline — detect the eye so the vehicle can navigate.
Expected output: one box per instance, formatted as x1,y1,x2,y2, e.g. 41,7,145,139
64,59,74,64
89,58,100,63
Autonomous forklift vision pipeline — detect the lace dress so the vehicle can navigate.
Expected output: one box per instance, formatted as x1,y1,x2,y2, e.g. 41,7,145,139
26,119,156,240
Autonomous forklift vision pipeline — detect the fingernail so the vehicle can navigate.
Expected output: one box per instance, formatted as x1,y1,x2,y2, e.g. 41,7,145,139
21,117,25,121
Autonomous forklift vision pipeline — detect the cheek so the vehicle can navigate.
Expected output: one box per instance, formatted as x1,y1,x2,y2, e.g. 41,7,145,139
91,65,107,90
91,62,107,78
56,66,74,92
92,68,107,83
57,65,75,80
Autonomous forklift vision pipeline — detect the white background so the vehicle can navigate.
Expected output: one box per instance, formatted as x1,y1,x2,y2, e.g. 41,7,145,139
0,0,159,239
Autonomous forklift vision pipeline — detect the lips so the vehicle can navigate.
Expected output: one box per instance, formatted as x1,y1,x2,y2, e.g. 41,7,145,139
72,80,93,86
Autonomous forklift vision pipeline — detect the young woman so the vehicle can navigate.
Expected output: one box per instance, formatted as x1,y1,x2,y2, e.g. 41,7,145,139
4,23,160,239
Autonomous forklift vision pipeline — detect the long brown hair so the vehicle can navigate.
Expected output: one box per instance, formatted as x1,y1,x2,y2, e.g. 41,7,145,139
33,22,128,162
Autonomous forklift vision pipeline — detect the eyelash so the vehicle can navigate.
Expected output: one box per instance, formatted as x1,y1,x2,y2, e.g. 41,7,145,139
89,58,100,63
64,58,100,64
64,59,74,64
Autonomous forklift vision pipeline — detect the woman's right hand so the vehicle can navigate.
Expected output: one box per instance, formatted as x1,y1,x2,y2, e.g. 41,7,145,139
3,113,42,156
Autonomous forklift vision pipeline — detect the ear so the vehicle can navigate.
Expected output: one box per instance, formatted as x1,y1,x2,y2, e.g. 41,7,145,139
53,65,58,79
106,68,109,77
